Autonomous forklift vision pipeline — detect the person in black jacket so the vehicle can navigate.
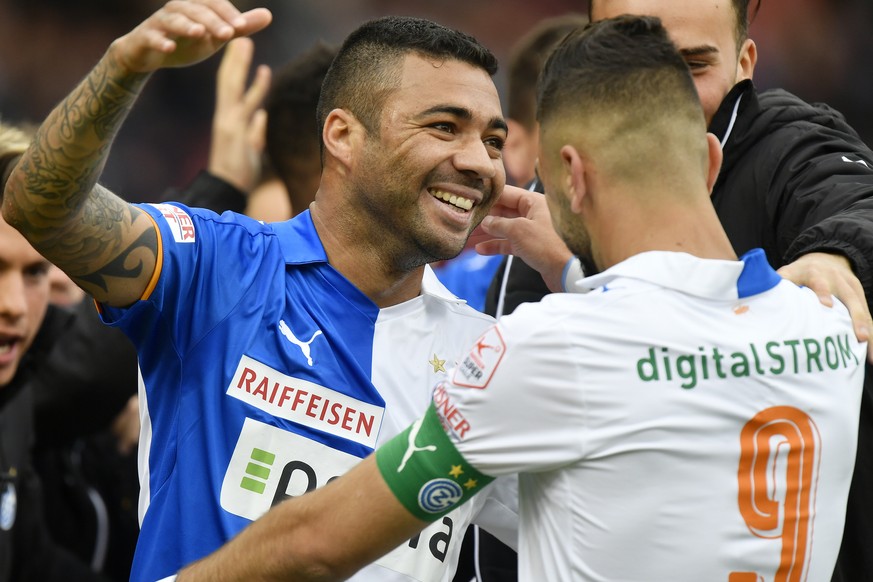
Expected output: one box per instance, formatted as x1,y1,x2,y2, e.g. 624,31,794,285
480,1,873,580
0,122,110,582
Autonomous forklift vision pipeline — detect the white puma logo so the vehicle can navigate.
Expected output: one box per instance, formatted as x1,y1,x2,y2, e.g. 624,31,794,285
397,417,437,473
278,320,323,367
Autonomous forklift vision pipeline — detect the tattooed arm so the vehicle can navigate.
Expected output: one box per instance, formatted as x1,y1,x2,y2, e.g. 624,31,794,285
1,0,272,307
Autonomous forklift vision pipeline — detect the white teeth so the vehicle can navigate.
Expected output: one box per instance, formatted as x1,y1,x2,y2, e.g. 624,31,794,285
431,190,473,211
0,343,11,355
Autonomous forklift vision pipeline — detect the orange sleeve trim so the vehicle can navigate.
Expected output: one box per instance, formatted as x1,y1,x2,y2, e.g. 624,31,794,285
140,210,163,302
93,209,163,316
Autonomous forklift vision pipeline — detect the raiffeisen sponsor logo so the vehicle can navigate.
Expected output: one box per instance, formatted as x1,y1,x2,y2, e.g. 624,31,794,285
227,355,384,448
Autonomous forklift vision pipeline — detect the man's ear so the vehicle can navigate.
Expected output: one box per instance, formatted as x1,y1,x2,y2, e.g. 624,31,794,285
705,132,723,194
560,144,587,214
737,38,757,82
322,109,362,169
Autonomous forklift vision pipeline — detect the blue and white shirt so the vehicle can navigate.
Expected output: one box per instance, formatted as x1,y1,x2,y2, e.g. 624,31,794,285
101,204,515,582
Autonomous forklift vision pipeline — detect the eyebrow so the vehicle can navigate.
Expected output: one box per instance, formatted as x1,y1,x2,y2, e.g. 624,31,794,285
679,45,720,58
417,105,508,134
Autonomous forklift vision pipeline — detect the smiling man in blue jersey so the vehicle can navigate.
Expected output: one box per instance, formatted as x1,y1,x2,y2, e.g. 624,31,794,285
174,15,865,582
1,1,519,581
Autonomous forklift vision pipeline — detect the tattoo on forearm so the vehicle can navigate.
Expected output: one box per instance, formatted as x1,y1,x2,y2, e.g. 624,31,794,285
4,52,154,292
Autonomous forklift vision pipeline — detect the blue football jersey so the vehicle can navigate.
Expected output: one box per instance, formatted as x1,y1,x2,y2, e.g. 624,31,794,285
101,204,511,582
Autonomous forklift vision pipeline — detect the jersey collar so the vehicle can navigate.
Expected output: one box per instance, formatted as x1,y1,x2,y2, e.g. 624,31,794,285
272,210,329,265
578,248,781,300
272,210,468,304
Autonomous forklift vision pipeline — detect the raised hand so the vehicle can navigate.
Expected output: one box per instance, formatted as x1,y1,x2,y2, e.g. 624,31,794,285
110,0,272,74
471,184,572,292
209,37,272,193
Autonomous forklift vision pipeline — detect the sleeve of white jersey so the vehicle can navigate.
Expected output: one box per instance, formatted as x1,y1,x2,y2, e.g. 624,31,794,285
438,302,587,477
468,475,519,550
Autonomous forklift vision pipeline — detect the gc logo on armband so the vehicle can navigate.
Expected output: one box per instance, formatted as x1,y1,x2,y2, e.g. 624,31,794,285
377,405,494,521
418,478,464,514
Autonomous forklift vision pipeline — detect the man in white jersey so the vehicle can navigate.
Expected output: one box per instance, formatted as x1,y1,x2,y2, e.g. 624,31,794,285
176,15,866,582
2,1,516,581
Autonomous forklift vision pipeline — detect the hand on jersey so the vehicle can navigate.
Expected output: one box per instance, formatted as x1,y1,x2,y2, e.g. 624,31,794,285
208,37,271,194
778,251,873,362
471,184,573,292
110,0,272,74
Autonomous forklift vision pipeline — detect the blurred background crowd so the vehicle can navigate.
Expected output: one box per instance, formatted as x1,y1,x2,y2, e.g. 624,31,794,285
1,0,871,203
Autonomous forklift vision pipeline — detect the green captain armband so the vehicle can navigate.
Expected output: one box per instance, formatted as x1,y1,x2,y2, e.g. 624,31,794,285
376,404,494,522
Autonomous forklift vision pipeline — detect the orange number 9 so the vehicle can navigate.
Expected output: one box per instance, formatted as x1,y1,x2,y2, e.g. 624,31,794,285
730,406,820,582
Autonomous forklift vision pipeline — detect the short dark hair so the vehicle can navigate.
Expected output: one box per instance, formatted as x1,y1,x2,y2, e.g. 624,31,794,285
317,16,498,138
730,0,762,45
265,41,337,207
538,15,700,127
538,16,705,183
507,14,588,131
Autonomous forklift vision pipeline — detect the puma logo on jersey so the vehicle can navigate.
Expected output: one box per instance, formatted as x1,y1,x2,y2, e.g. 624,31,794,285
842,155,870,168
279,320,323,366
397,417,437,473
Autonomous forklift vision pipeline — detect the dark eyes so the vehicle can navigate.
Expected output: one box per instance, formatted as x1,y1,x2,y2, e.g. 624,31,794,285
24,263,50,281
431,122,455,133
684,58,712,72
429,122,505,152
484,136,505,151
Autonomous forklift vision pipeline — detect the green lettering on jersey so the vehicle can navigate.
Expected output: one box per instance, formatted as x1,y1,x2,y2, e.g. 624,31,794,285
635,334,862,389
376,405,494,522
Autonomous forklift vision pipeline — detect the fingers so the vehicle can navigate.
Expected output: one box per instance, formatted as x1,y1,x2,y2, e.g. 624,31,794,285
162,0,240,41
778,252,873,360
208,31,270,191
479,215,509,238
248,108,268,152
474,238,513,257
234,8,273,37
492,184,534,213
114,1,272,73
216,38,254,106
245,64,272,113
839,278,873,358
164,1,272,41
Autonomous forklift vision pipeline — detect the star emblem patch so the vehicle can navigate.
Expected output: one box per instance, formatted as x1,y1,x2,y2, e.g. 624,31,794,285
429,354,447,373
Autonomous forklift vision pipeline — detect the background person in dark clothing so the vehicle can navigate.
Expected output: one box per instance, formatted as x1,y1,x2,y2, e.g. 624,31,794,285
0,120,110,582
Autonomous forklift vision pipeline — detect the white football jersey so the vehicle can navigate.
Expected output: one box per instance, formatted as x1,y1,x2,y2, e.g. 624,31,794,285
438,249,864,581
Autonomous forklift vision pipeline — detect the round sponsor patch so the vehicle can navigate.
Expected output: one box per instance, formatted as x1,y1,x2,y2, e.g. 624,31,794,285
417,478,463,514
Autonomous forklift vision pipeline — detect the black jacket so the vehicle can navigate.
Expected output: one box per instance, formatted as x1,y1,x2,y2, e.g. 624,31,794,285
0,307,110,582
710,80,873,582
710,80,873,286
